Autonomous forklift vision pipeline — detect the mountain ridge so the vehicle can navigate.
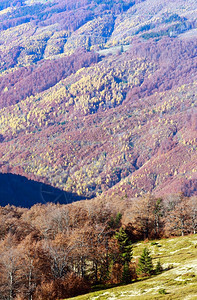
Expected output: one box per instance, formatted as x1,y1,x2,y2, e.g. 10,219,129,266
0,172,88,207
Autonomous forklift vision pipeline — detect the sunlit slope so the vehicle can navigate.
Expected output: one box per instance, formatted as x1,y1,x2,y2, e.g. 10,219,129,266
0,0,196,200
66,235,197,300
0,38,196,198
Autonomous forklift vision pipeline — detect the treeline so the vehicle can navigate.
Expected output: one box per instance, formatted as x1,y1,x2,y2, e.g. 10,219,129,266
0,49,98,108
125,194,197,238
0,194,196,299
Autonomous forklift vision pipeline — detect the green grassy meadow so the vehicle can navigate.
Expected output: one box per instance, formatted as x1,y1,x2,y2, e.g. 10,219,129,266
66,235,197,300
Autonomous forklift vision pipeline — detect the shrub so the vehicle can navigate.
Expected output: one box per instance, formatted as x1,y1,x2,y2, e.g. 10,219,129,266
155,260,163,274
158,288,167,294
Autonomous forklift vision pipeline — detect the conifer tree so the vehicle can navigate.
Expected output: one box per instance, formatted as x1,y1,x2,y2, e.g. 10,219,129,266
115,227,133,283
115,227,133,264
137,247,153,276
122,262,131,284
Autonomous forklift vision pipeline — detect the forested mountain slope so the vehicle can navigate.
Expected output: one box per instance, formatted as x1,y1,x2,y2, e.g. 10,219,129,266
0,1,196,298
0,0,196,203
0,173,87,207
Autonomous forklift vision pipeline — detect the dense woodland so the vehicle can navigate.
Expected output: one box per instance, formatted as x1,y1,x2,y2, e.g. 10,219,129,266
0,38,196,199
0,49,99,108
0,0,196,298
0,193,196,300
0,0,196,199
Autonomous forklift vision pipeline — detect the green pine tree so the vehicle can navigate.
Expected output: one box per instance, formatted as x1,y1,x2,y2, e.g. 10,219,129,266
115,227,133,264
108,212,122,229
122,262,131,284
137,247,153,276
115,212,122,227
115,227,133,283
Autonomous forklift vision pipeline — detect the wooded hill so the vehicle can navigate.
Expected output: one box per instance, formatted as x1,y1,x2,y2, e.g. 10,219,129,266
0,0,196,298
0,0,196,202
0,38,196,201
0,173,88,207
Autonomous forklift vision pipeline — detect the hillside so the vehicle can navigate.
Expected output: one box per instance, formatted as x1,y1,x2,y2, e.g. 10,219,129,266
0,173,87,207
0,0,196,203
0,1,196,299
66,234,197,300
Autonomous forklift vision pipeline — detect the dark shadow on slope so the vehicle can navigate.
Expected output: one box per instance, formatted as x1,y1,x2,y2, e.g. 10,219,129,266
0,173,89,208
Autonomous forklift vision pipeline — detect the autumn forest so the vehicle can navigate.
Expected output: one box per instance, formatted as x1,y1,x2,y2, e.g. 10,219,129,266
0,0,196,299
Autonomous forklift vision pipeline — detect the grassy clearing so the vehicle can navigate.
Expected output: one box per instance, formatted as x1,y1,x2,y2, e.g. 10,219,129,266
97,45,131,56
66,235,197,300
